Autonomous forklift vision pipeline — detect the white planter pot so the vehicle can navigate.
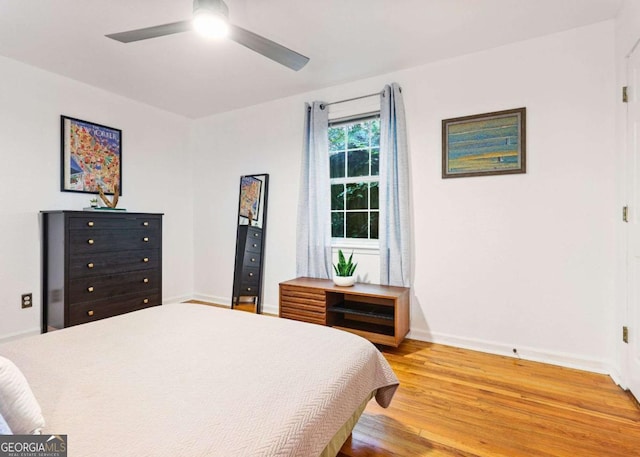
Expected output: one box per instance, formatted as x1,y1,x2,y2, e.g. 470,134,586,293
333,275,355,287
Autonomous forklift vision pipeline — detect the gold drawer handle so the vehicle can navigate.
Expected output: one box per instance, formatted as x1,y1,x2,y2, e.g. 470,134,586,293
87,310,94,317
143,298,149,304
143,237,149,242
143,221,149,227
143,257,149,263
87,221,94,227
87,239,94,245
87,286,94,293
251,258,256,262
252,243,258,248
247,287,252,292
253,233,259,237
248,272,254,277
87,262,94,269
143,278,149,283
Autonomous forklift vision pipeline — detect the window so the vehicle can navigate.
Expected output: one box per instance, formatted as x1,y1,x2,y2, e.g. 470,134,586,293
329,115,380,241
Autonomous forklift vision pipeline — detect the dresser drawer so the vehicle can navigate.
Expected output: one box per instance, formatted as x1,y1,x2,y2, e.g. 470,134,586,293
69,249,160,278
236,284,259,296
280,307,326,325
242,250,261,268
69,215,161,231
69,229,160,254
280,285,326,311
69,270,160,303
245,238,262,254
68,293,161,326
279,284,326,324
238,266,259,285
247,227,262,240
280,299,326,315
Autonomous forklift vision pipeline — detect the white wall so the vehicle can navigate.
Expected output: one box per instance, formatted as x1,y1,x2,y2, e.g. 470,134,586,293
191,21,617,373
0,56,195,339
0,19,621,375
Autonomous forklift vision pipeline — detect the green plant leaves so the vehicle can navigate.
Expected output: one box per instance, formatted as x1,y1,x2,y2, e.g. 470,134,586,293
333,249,357,277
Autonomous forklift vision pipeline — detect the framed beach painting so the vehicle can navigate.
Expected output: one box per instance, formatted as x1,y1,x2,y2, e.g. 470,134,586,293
61,115,122,195
442,107,526,178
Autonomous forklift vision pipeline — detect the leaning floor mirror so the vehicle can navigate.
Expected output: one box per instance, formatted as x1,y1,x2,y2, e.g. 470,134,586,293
231,174,269,313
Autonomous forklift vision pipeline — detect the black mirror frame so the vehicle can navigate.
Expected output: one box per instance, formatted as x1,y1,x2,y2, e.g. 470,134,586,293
231,174,269,313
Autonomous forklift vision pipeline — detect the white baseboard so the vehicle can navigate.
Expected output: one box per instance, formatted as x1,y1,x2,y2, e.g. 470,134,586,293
408,328,611,375
190,293,230,306
162,294,193,305
607,365,624,388
0,328,40,344
189,293,278,315
262,303,279,316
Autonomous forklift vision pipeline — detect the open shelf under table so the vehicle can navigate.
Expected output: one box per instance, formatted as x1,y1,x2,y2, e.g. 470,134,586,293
327,301,394,321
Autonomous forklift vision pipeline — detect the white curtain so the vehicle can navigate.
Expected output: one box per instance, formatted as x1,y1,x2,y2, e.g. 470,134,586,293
379,83,411,287
296,102,333,279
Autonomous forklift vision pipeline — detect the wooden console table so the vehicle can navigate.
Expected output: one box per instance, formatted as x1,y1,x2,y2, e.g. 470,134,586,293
279,277,410,347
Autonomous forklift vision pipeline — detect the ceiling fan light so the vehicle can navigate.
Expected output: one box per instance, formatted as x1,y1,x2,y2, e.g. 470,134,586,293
193,10,229,39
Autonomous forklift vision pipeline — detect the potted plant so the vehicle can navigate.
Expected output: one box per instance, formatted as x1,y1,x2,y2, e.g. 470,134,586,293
89,197,99,208
333,249,357,287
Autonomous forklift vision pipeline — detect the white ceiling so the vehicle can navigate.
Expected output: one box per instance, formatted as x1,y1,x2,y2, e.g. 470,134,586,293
0,0,623,118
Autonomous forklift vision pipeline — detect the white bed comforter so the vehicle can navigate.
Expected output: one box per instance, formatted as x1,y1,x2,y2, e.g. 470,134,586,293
0,304,398,456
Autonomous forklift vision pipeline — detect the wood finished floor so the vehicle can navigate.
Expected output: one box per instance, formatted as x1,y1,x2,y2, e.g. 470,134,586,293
187,299,261,314
338,339,640,457
185,302,639,456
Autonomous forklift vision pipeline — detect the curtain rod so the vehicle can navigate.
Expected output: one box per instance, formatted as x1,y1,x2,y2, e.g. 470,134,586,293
320,91,383,109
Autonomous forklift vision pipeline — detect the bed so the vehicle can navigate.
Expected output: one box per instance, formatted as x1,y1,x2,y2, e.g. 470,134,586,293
0,303,399,456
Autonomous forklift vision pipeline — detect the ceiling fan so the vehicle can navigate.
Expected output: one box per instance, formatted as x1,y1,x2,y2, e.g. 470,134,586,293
105,0,310,71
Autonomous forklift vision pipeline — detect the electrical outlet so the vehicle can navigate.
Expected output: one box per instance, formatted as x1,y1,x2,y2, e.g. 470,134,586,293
21,293,32,309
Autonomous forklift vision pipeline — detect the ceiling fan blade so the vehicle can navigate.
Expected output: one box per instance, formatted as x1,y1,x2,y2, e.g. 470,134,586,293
106,21,192,43
229,25,309,71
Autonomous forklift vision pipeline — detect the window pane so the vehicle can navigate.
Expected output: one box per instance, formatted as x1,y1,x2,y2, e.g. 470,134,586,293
346,212,368,238
371,148,379,176
332,212,344,238
329,127,345,152
347,149,369,177
370,182,379,210
370,211,379,239
370,120,380,147
347,123,369,149
331,184,344,210
346,182,368,210
330,151,345,178
328,117,382,241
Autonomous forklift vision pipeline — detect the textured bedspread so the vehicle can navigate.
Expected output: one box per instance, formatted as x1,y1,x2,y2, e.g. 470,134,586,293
0,304,398,456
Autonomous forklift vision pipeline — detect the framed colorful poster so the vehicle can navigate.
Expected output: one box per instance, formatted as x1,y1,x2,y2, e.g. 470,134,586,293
442,107,526,178
239,175,263,222
61,115,122,195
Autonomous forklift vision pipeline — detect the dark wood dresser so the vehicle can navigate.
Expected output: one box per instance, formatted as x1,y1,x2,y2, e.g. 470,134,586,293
41,210,163,332
231,225,264,312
